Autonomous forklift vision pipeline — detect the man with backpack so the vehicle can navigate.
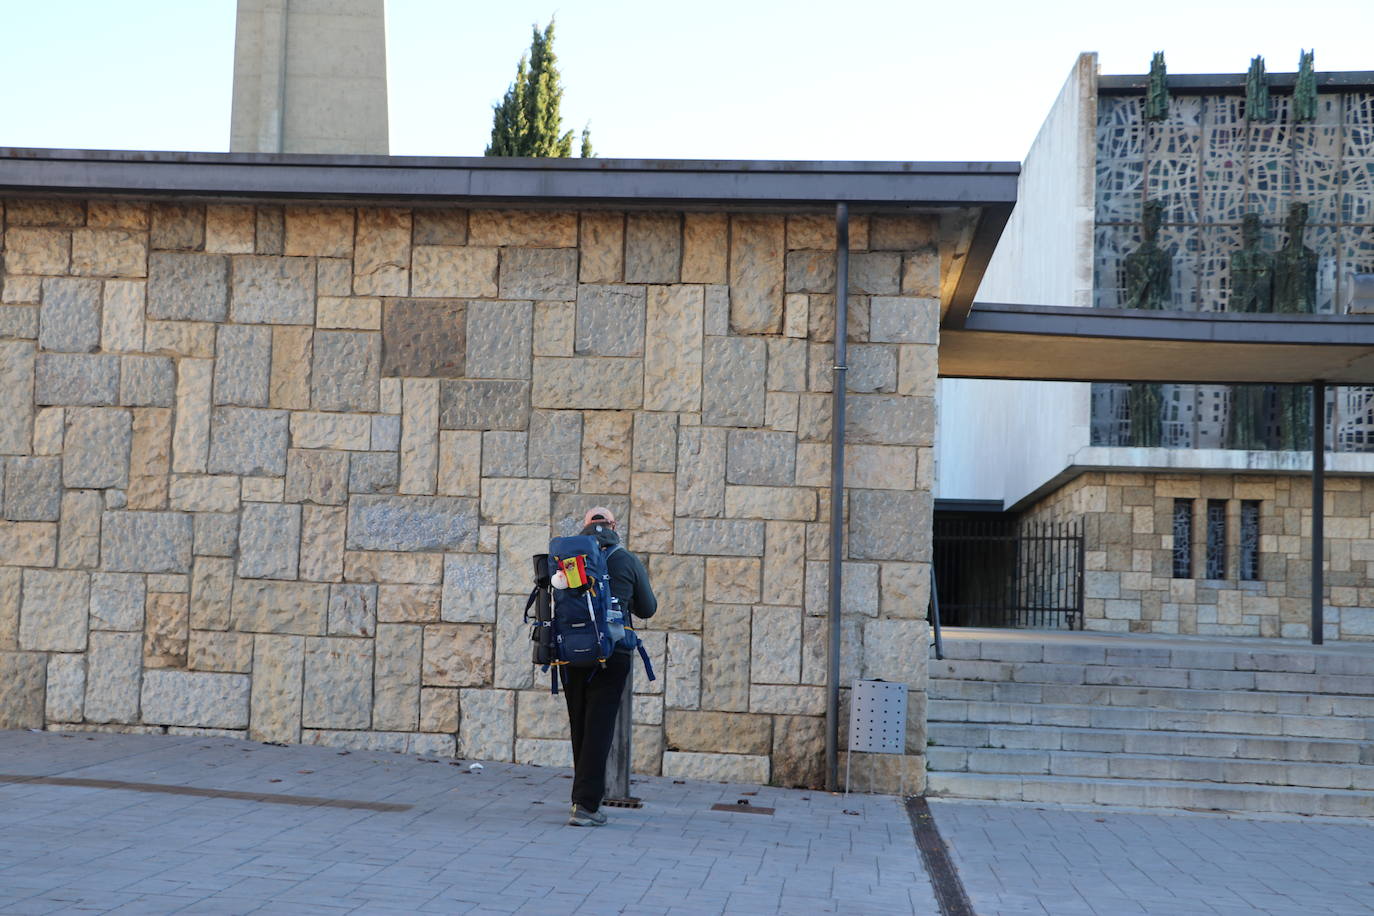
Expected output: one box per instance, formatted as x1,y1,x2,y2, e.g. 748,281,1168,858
557,506,656,826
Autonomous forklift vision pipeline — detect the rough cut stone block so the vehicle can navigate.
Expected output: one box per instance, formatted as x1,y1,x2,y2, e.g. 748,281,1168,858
532,358,641,410
35,353,119,406
88,202,149,230
845,444,917,490
497,523,550,594
207,407,289,476
316,296,381,330
643,285,704,411
771,715,824,788
187,629,253,672
763,521,805,606
0,304,38,338
39,277,102,352
528,410,581,480
675,518,764,557
785,251,835,294
58,489,102,568
346,495,478,552
767,337,808,393
0,341,35,453
459,688,515,761
846,395,933,446
255,206,285,255
64,408,132,489
682,213,727,283
248,633,303,741
354,208,411,296
846,344,898,393
437,431,480,496
726,430,796,486
533,302,574,356
71,229,146,278
752,605,802,684
193,512,237,557
298,505,345,582
411,246,498,298
81,631,141,724
169,359,212,475
5,457,62,521
302,637,373,729
382,299,465,378
0,521,57,566
469,210,577,248
575,285,645,357
237,502,302,579
724,485,815,521
424,623,492,687
581,411,632,495
19,569,88,652
142,591,189,668
630,413,674,474
395,378,437,496
231,256,315,325
413,209,467,246
373,623,421,730
45,652,85,721
578,212,623,282
705,557,761,605
862,619,927,682
91,572,145,631
344,551,443,585
147,252,228,321
139,669,249,727
702,337,766,426
0,652,45,728
212,325,272,407
205,204,255,254
120,356,175,407
849,252,902,295
150,204,205,250
311,331,380,412
188,556,233,630
499,248,577,300
665,710,771,755
675,426,725,519
480,478,550,525
329,583,377,637
729,215,785,334
625,213,681,284
290,411,371,450
283,207,353,257
101,511,192,573
5,227,70,276
701,605,749,711
442,554,498,622
439,379,530,429
849,489,930,561
466,300,532,379
269,325,312,410
231,580,328,635
869,296,938,344
479,430,525,478
630,472,674,553
662,751,768,784
285,449,349,505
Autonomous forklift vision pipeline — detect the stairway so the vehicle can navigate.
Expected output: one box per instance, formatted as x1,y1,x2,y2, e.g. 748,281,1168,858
925,630,1374,818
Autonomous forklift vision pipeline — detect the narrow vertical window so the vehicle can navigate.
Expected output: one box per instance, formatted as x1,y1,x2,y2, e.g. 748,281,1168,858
1240,500,1261,580
1205,499,1227,579
1172,499,1193,579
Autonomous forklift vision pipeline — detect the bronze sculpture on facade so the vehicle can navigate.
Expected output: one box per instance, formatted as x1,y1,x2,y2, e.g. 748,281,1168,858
1227,213,1273,448
1145,52,1169,121
1123,200,1171,446
1245,56,1270,121
1294,50,1317,122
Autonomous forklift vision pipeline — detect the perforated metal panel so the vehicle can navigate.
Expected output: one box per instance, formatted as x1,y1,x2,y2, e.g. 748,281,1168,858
847,679,907,755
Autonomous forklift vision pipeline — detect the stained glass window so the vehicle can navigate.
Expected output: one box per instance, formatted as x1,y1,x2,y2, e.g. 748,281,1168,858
1173,499,1193,578
1240,500,1262,580
1206,499,1227,579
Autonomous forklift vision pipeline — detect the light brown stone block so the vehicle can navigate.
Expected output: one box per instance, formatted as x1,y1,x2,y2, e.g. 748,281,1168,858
70,229,147,277
57,489,101,569
299,506,346,582
411,246,497,298
681,213,727,283
705,557,761,605
268,326,312,410
419,686,459,733
205,205,255,254
771,715,824,788
578,212,623,282
648,554,704,631
88,201,149,230
373,623,422,731
643,285,704,412
188,629,253,673
729,215,785,334
144,591,189,668
5,228,70,275
127,408,172,509
580,411,633,495
630,472,674,553
344,550,443,584
701,604,749,711
284,206,354,258
354,208,411,296
469,210,577,248
146,321,217,358
422,623,492,687
664,709,771,755
249,634,304,742
379,584,442,623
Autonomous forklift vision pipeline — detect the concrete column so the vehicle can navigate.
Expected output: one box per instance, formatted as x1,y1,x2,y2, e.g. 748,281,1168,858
230,0,389,155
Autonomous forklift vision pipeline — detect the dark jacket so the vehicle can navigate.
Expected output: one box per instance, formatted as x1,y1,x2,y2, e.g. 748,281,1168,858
581,524,657,640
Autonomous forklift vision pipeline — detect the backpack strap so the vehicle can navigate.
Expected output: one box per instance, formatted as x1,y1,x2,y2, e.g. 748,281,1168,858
523,587,539,622
603,543,622,560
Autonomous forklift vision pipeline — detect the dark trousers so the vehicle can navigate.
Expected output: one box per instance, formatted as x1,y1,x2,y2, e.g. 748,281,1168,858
561,651,631,813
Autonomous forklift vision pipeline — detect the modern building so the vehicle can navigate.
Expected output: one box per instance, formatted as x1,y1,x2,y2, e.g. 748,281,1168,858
938,53,1374,643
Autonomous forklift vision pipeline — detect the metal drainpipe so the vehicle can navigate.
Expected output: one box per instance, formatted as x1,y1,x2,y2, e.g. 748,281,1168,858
825,202,850,792
1311,380,1325,645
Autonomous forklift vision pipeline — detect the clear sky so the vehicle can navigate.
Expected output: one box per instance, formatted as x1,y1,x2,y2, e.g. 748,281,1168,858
0,0,1370,163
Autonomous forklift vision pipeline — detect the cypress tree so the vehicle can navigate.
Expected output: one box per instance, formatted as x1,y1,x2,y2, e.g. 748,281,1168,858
486,21,592,158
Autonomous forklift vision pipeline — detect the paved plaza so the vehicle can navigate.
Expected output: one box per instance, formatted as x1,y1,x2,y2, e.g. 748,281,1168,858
2,731,1373,915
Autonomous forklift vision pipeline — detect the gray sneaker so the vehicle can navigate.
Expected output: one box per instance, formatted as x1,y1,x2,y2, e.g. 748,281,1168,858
568,804,607,827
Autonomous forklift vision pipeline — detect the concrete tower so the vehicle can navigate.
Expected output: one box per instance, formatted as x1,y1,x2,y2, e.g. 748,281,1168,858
230,0,389,155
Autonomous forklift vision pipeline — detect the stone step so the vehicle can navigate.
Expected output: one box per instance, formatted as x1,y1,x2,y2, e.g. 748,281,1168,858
925,772,1374,818
927,721,1370,765
937,637,1374,679
926,746,1374,791
929,677,1374,717
930,658,1374,696
928,698,1373,740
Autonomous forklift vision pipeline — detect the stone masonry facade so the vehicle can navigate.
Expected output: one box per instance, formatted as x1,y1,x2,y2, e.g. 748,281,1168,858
1023,471,1374,641
0,197,939,791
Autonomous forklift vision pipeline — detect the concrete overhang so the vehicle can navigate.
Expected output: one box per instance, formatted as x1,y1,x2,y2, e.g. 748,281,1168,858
939,303,1374,385
0,147,1019,324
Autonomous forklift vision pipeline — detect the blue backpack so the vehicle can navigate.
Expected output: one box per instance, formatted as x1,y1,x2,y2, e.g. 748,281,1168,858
527,535,655,694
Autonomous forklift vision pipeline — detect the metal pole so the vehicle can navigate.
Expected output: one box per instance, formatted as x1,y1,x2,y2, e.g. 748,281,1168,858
825,202,850,793
1311,381,1325,646
605,667,635,803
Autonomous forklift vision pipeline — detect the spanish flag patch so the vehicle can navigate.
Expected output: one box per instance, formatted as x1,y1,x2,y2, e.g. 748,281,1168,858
558,554,589,590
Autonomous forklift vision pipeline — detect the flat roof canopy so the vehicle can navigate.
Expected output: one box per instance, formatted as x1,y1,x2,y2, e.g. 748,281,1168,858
940,303,1374,385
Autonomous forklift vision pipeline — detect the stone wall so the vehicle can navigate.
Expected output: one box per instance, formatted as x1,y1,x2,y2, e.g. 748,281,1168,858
0,197,939,790
1023,471,1374,641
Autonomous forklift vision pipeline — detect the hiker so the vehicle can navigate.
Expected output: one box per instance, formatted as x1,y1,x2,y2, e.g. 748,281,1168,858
561,506,656,826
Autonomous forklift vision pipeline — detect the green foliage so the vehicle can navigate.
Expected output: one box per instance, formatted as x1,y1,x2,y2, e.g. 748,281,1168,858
486,20,592,158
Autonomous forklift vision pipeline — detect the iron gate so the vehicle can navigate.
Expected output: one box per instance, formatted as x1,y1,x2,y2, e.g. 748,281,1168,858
932,517,1084,629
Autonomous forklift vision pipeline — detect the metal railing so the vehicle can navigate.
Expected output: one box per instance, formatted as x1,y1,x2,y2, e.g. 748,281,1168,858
932,518,1084,629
